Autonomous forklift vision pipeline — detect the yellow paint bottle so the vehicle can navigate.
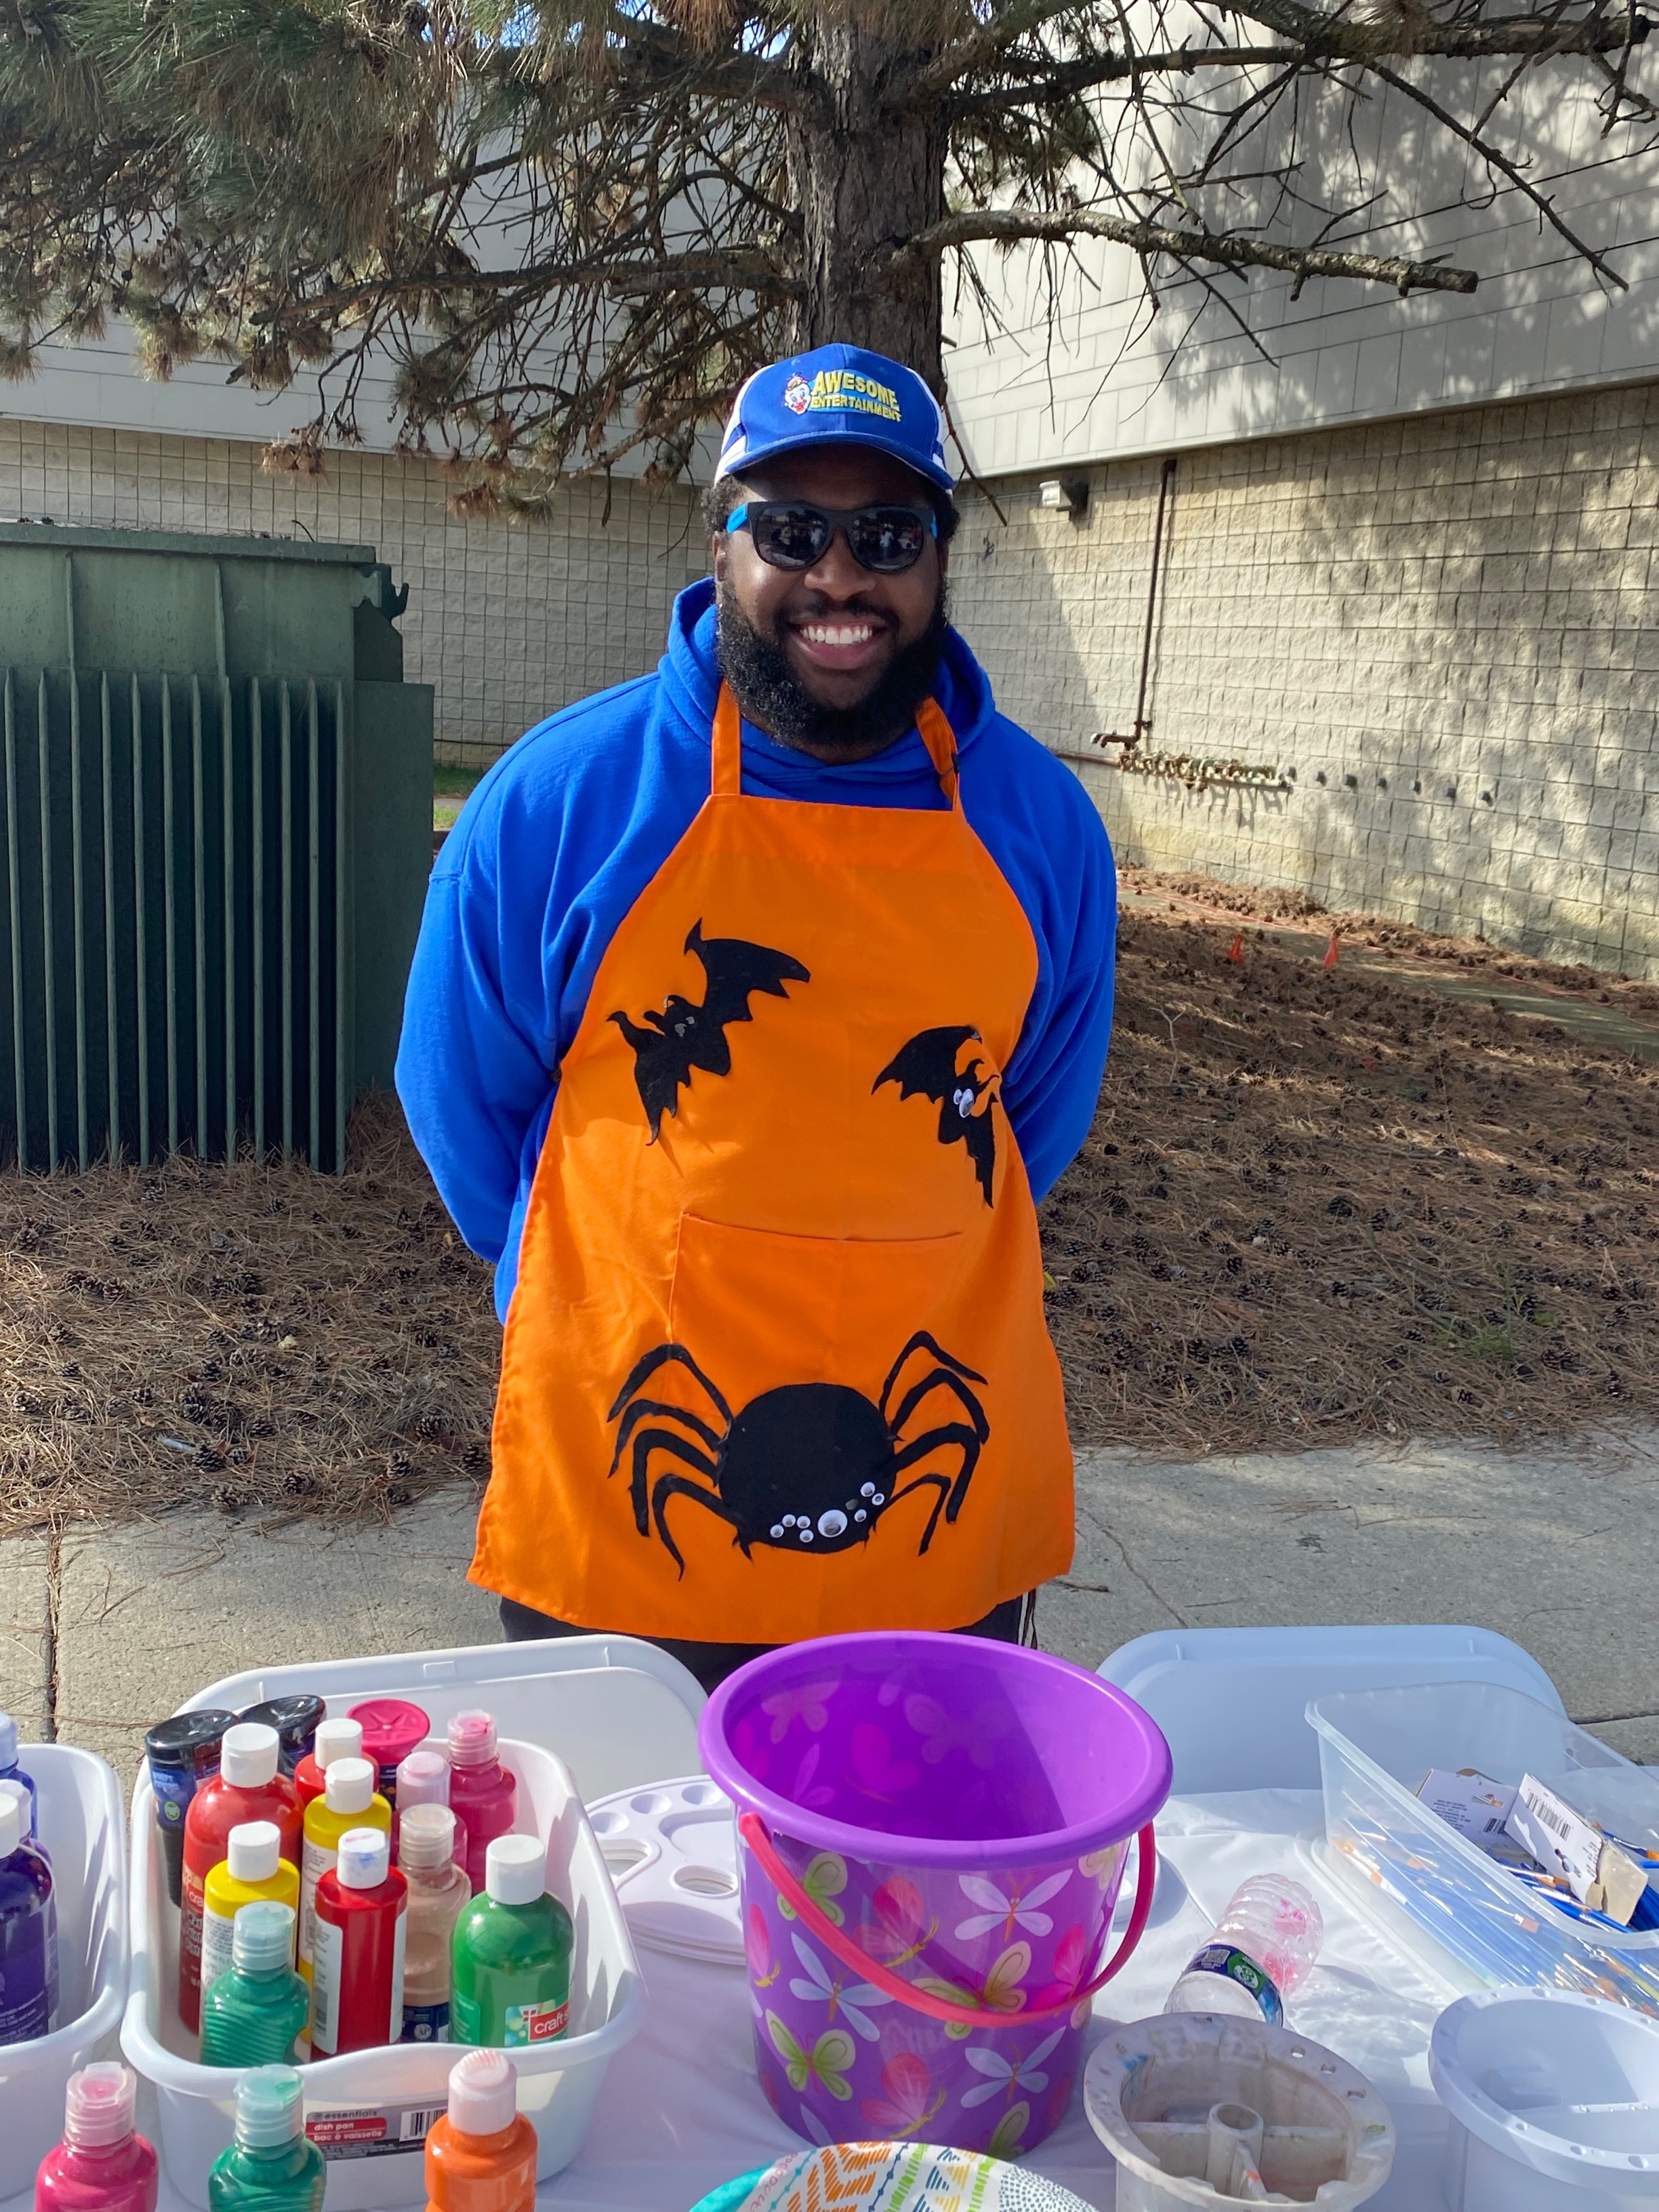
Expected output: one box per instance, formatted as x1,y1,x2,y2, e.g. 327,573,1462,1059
199,1821,302,2001
300,1757,390,1986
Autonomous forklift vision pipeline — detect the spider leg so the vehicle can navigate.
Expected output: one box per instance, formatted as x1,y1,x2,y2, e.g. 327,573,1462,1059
884,1470,952,1555
623,1428,718,1539
608,1343,733,1425
878,1332,985,1423
887,1366,990,1445
651,1471,745,1578
889,1424,982,1529
607,1397,722,1479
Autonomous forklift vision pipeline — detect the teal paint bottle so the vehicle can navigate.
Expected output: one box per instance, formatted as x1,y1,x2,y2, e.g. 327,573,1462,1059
449,1835,573,2049
199,1901,309,2068
207,2068,324,2212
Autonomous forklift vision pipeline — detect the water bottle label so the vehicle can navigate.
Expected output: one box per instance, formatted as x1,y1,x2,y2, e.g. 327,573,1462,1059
1182,1944,1284,2025
505,1994,569,2046
400,1999,450,2043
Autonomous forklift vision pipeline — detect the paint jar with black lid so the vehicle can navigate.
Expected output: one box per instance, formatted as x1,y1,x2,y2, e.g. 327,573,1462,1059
241,1695,327,1781
144,1709,237,1906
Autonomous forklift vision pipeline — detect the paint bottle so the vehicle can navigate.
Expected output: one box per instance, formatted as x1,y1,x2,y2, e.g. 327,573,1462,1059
144,1708,236,1908
180,1724,302,2035
450,1834,571,2050
240,1697,326,1782
445,1713,516,1895
34,2063,158,2212
201,1822,302,1999
207,2067,324,2212
299,1756,390,1985
422,2049,535,2212
0,1711,38,1839
396,1750,469,1875
292,1716,364,1813
348,1700,430,1807
199,1900,310,2068
310,1828,407,2057
399,1805,471,2043
0,1778,57,2043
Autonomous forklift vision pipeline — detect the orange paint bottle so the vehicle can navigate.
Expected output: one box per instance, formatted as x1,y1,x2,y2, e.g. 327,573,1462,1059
423,2051,535,2212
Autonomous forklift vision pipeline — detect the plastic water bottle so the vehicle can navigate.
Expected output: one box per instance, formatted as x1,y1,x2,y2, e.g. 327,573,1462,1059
207,2068,324,2212
34,2063,158,2212
1164,1875,1324,2025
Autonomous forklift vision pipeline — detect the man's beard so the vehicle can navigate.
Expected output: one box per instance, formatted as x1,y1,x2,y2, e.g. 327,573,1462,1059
715,581,949,761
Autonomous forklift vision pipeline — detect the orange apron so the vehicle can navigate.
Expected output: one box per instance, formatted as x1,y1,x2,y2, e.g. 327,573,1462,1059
476,683,1074,1641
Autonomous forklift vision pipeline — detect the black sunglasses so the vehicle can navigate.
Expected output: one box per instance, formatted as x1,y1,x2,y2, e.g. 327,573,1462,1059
725,499,937,575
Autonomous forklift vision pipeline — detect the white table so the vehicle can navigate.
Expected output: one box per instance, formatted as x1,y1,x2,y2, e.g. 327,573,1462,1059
5,1788,1469,2212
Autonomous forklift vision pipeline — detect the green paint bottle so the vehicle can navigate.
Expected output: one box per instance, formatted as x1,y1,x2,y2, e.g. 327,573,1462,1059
449,1835,573,2049
207,2066,324,2212
199,1901,309,2068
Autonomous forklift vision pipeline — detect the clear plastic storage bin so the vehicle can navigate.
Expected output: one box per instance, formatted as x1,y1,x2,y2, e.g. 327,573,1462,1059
1309,1679,1659,2015
122,1735,642,2210
0,1743,128,2200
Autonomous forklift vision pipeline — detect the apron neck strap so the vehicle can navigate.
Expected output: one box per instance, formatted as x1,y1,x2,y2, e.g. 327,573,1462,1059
711,681,961,810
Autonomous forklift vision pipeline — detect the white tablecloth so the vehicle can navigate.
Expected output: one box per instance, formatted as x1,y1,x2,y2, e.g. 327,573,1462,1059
7,1789,1469,2212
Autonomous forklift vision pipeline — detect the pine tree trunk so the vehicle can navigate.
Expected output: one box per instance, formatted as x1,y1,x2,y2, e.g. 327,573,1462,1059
792,23,946,389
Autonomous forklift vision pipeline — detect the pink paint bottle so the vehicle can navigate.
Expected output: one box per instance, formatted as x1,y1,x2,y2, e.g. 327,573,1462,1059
35,2064,159,2212
445,1713,516,1896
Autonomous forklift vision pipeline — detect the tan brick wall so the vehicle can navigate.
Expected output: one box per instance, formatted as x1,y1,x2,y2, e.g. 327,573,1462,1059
950,382,1659,979
0,417,705,769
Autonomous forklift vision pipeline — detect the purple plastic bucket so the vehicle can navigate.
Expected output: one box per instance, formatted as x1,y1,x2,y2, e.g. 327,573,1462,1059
700,1631,1171,2158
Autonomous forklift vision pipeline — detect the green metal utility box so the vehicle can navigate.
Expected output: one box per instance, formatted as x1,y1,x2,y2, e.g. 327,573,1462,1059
0,524,433,1172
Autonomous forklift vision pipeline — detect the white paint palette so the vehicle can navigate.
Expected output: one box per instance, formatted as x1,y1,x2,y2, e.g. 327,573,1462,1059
585,1774,745,1965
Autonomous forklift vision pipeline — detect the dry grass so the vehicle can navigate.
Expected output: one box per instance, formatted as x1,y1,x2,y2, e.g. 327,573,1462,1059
0,1092,497,1537
1043,898,1659,1456
5,886,1659,1536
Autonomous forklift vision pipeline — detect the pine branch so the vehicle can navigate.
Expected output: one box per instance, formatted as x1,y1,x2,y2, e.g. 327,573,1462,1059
888,206,1479,292
1223,0,1650,60
606,255,806,295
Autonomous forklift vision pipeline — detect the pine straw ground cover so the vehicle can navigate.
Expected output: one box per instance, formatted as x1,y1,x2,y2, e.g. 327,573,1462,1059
3,892,1659,1536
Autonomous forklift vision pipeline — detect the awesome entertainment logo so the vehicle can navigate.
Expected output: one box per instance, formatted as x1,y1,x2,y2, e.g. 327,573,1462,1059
791,369,902,424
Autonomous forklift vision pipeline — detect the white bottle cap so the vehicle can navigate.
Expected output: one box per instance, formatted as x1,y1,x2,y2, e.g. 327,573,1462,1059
220,1723,280,1788
396,1749,451,1808
312,1717,363,1771
398,1802,457,1874
447,1710,498,1770
232,1898,297,1975
0,1782,24,1860
234,2065,304,2148
63,2063,138,2150
336,1827,390,1889
226,1820,282,1883
323,1757,375,1816
447,2049,518,2138
485,1833,544,1906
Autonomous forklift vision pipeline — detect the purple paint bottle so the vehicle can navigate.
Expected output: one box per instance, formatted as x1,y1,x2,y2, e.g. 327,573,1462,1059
0,1711,37,1838
0,1777,56,2045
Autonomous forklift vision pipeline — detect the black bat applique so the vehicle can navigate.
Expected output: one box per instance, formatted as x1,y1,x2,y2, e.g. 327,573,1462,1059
874,1025,998,1204
610,921,811,1138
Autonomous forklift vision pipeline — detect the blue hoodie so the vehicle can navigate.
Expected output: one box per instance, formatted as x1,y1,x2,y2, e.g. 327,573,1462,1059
398,579,1117,1319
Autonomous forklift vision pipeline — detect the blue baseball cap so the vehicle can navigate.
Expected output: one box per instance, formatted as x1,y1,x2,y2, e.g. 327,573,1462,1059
714,344,954,495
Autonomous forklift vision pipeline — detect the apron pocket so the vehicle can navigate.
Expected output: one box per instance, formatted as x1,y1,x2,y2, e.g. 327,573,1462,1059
668,1212,964,1409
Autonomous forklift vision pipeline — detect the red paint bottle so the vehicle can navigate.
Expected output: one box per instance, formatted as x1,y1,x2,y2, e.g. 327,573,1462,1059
292,1717,365,1814
180,1725,300,2034
309,1828,408,2056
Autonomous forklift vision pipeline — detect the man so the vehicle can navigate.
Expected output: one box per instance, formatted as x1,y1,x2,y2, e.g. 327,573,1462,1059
398,344,1117,1690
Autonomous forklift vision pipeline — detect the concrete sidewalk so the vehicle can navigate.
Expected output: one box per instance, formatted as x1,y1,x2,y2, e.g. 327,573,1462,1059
2,1429,1654,1777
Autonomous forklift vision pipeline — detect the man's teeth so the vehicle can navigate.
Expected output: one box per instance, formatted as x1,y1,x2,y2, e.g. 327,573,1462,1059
800,622,877,646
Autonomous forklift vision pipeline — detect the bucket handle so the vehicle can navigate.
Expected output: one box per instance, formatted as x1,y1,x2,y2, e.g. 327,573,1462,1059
738,1810,1158,2031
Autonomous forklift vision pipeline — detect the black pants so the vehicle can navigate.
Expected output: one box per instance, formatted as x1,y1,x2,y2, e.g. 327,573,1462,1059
497,1591,1036,1694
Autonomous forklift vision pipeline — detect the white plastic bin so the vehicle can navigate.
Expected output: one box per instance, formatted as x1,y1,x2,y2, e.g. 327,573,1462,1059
176,1632,704,1804
122,1736,643,2209
0,1742,128,2200
1309,1679,1659,2012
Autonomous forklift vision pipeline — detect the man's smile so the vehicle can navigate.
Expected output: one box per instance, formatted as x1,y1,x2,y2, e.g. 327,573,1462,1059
786,613,892,675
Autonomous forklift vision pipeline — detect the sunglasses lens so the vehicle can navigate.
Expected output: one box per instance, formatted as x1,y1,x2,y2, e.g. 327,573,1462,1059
752,505,831,569
848,508,930,572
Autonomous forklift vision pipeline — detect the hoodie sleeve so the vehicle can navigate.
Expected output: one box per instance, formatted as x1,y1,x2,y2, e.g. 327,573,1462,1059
964,729,1118,1204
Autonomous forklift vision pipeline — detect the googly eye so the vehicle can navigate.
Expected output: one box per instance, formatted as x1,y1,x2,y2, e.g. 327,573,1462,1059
798,1528,813,1544
770,1525,785,1540
854,1509,867,1523
779,1514,796,1527
860,1483,876,1498
871,1492,886,1507
817,1509,848,1538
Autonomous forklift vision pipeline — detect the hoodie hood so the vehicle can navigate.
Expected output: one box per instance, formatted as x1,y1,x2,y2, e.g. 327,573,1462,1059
659,577,999,783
